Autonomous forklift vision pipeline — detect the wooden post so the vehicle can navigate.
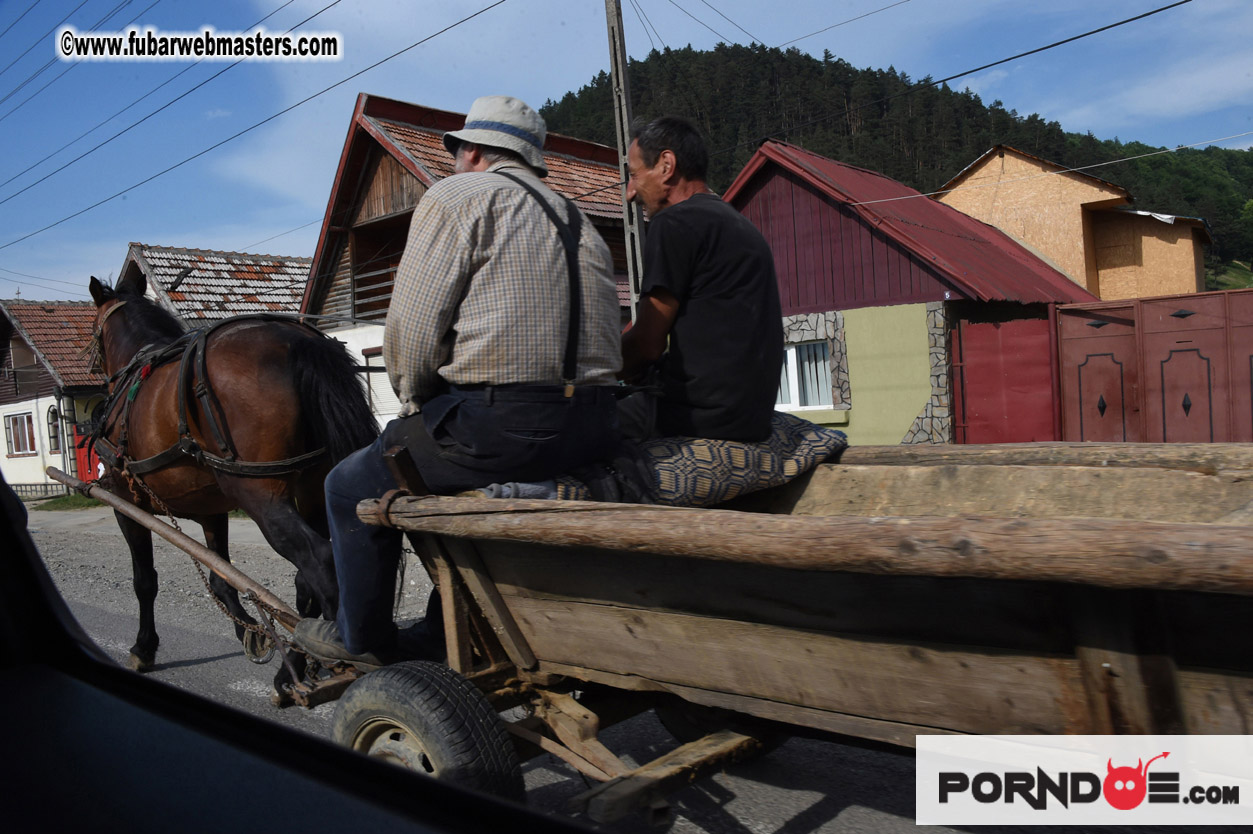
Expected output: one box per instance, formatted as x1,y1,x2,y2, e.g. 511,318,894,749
604,0,645,319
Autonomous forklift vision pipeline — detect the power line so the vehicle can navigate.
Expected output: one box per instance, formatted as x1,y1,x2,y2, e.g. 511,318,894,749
776,0,912,49
664,0,731,43
238,218,322,251
0,0,165,125
0,0,40,44
0,0,92,80
0,0,511,253
0,0,340,207
846,129,1253,208
627,0,658,52
723,0,1195,156
694,0,761,44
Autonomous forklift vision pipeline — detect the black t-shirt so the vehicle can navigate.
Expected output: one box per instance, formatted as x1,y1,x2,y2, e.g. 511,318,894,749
641,193,783,441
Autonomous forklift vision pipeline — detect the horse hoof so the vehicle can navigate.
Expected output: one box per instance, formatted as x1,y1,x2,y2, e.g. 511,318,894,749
271,688,295,708
128,652,154,672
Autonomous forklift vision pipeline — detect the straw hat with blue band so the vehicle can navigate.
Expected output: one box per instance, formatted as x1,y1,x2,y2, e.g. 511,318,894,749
443,95,548,176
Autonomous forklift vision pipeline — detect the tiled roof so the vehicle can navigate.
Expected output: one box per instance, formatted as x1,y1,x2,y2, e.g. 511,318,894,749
126,243,311,321
724,141,1096,305
1,300,104,388
368,116,623,219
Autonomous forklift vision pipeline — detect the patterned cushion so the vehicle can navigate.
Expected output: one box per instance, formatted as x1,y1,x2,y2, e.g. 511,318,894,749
557,411,847,507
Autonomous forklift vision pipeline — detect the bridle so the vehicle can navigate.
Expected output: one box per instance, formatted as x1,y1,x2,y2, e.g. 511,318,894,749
82,299,128,377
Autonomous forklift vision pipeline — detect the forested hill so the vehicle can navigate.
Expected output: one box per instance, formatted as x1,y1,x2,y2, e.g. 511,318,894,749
541,44,1253,268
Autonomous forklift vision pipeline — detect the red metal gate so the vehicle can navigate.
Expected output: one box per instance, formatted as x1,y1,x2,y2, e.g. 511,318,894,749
1058,288,1253,443
952,312,1059,443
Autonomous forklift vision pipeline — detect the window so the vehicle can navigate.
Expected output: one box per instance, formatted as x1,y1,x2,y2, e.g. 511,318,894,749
777,342,833,410
47,406,61,454
5,412,37,456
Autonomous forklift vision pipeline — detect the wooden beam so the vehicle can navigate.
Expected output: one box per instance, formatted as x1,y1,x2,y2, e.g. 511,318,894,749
569,730,763,823
360,495,1253,596
433,536,538,670
838,442,1253,474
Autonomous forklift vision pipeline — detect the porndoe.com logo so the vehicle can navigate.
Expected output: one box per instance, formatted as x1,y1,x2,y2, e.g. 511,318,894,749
917,736,1252,825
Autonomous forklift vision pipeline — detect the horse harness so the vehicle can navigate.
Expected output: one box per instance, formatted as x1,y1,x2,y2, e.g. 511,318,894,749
91,312,329,478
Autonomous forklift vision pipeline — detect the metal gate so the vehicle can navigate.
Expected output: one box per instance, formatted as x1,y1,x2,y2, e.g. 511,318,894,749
1058,288,1253,443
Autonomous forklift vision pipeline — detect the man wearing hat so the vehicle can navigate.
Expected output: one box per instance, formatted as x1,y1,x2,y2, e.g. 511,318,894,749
296,95,623,668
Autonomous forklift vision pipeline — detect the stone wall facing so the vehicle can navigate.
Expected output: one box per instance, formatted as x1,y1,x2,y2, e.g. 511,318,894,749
901,302,952,444
781,311,850,408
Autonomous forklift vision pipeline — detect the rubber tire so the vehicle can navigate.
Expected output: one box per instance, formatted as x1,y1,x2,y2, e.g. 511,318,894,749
332,661,524,802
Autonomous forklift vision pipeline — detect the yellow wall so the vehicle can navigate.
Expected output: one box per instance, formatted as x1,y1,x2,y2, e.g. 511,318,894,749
840,304,932,445
938,151,1126,294
1093,212,1205,299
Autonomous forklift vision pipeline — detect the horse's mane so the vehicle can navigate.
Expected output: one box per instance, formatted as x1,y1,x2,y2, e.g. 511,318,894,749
113,287,187,343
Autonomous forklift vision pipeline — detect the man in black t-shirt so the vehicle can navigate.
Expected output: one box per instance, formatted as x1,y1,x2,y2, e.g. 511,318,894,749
621,116,783,441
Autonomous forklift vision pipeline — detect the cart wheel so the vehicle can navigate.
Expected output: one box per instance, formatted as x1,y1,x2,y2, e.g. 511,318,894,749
332,661,523,802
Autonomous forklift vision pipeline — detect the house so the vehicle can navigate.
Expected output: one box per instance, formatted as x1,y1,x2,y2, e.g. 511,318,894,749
722,140,1095,446
117,242,310,320
300,93,629,424
0,300,107,496
936,145,1210,300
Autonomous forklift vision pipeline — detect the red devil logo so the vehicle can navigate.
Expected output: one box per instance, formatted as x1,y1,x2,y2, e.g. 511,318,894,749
1103,752,1169,810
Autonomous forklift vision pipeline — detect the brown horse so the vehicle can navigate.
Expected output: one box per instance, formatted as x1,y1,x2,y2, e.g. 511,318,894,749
88,271,378,681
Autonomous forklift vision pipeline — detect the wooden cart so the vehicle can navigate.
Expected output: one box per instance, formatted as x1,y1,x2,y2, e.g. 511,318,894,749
48,444,1253,823
331,442,1253,822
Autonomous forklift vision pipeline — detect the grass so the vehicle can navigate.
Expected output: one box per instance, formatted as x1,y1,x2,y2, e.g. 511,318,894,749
30,492,248,518
30,493,104,511
1206,260,1253,291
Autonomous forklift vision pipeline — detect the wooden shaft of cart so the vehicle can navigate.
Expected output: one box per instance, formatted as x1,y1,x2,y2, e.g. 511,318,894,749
46,467,302,629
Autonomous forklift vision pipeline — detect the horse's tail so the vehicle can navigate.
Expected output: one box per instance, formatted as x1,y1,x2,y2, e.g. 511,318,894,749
288,328,380,464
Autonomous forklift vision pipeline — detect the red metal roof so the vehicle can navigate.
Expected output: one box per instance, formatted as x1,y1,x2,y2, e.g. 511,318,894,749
1,300,104,388
123,243,310,321
723,141,1096,305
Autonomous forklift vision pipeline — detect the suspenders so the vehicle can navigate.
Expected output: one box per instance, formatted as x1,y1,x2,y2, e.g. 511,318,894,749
496,171,583,397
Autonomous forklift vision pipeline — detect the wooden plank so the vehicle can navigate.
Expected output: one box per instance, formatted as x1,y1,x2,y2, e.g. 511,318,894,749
838,442,1253,473
778,463,1251,523
435,537,537,671
478,540,1072,653
1176,668,1253,733
571,730,763,824
362,497,1253,596
507,597,1089,734
537,660,961,747
433,552,473,674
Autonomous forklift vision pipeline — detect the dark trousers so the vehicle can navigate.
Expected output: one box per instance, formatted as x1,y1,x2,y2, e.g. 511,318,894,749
326,385,620,653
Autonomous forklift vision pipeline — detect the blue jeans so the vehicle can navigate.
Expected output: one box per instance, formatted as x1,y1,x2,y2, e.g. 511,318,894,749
327,385,620,653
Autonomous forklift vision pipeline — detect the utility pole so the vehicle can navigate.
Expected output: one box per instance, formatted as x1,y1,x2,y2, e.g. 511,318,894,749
604,0,645,320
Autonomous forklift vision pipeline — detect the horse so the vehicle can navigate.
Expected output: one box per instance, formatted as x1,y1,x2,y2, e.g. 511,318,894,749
87,271,378,689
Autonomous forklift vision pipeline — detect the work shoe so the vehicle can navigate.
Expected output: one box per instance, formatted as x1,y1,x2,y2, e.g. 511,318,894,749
293,619,442,671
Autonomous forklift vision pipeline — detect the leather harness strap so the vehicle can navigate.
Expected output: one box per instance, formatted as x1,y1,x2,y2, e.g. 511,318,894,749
92,314,330,478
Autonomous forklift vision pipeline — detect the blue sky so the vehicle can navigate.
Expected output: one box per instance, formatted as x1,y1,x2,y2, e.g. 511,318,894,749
1,0,1250,302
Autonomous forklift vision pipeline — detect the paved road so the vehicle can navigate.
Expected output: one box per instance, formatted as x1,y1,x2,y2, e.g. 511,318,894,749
26,504,1177,834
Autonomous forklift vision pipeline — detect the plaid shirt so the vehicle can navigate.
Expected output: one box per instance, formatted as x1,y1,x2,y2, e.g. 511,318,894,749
384,161,622,414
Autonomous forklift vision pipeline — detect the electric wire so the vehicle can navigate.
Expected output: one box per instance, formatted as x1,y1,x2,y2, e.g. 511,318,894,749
0,0,92,80
776,0,912,49
0,0,166,125
0,0,343,207
0,0,297,191
721,0,1195,156
694,0,761,44
664,0,731,43
627,0,657,52
0,0,40,44
0,0,511,253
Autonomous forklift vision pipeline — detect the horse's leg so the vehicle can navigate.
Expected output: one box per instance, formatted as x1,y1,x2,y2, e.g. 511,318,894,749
197,513,258,644
233,491,339,620
115,510,159,672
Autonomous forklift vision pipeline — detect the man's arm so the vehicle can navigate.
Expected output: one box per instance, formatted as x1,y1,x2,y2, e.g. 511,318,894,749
620,287,680,382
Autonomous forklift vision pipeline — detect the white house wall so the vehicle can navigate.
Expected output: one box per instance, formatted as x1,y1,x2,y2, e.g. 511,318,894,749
1,392,76,489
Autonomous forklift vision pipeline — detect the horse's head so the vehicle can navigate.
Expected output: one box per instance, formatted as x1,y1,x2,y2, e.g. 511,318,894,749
86,271,182,378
